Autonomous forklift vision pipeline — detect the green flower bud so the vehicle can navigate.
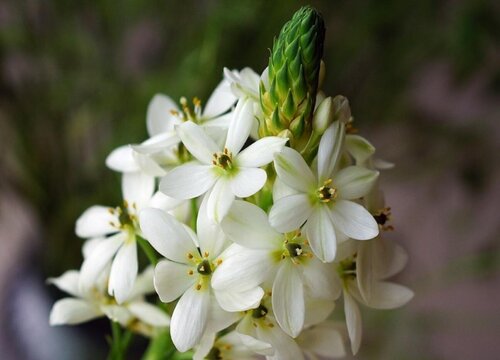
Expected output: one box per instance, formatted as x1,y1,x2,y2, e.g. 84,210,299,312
259,6,325,150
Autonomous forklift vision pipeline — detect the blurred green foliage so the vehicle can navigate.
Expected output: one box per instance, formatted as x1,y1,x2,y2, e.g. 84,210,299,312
0,0,498,283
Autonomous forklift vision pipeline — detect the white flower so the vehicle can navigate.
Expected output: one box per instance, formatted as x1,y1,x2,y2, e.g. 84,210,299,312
49,265,170,336
160,98,287,222
76,172,183,304
213,200,341,338
106,79,237,177
270,121,380,262
193,331,260,360
223,67,260,102
139,197,264,352
337,239,414,355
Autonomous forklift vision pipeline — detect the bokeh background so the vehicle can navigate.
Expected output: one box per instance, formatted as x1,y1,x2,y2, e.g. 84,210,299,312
1,0,499,359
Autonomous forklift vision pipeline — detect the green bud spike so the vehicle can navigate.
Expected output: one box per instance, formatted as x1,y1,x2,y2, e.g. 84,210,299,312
259,6,325,150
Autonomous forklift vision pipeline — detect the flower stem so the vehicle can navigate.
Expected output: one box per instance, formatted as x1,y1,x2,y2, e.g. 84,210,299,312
190,198,198,231
137,235,158,265
107,321,123,360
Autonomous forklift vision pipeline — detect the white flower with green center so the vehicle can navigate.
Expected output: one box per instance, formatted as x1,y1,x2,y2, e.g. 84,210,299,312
49,264,170,336
106,78,237,177
139,198,264,352
269,121,380,263
160,98,288,223
77,172,183,304
212,200,340,338
336,239,414,355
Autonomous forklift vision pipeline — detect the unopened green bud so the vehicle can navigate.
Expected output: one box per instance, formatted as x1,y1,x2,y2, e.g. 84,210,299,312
259,6,325,150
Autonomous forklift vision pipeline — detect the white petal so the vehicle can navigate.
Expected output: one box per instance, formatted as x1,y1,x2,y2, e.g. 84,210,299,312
272,177,299,202
160,162,217,199
272,262,305,338
79,233,125,291
148,191,185,212
303,298,336,328
203,79,237,118
177,122,220,164
154,260,196,303
212,245,275,292
108,241,138,304
196,195,226,258
47,270,81,298
344,291,362,355
147,94,179,136
346,134,375,165
302,257,341,300
269,194,313,233
50,298,101,325
304,207,337,263
134,131,180,154
214,287,264,312
221,200,281,249
236,136,287,167
128,266,155,299
75,206,118,238
274,147,316,192
193,332,216,360
230,168,266,198
139,207,198,263
206,179,235,223
236,316,274,356
331,200,379,240
101,304,133,326
206,297,241,333
256,319,304,360
335,166,379,200
374,238,409,279
317,121,345,182
121,172,155,209
106,145,139,173
171,286,210,352
225,99,254,155
356,240,374,304
127,301,170,327
299,321,346,358
82,237,102,259
363,282,414,309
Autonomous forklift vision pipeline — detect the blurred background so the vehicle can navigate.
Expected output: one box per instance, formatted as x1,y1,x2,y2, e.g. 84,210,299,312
1,0,499,359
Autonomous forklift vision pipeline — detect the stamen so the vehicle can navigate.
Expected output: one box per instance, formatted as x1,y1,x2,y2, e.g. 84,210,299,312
187,253,194,259
188,270,194,275
196,283,202,291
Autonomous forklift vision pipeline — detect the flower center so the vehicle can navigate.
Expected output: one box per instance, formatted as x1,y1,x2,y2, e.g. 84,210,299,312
337,255,357,282
108,200,138,230
197,259,212,275
251,304,268,319
373,207,394,231
206,347,222,360
286,243,303,257
212,148,233,170
317,179,337,203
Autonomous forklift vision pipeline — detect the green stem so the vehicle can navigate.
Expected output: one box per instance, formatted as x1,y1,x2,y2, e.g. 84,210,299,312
107,321,123,360
190,198,198,231
137,236,158,265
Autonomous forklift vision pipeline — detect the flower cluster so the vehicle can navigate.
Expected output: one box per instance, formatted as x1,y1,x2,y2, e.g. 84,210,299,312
49,6,412,359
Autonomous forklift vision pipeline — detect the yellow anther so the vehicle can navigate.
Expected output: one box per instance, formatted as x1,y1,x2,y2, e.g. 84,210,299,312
193,97,201,107
203,251,209,258
188,270,194,275
196,284,202,291
187,253,194,259
216,259,223,265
